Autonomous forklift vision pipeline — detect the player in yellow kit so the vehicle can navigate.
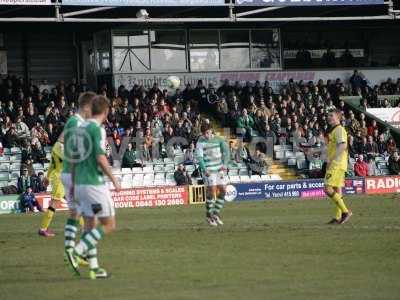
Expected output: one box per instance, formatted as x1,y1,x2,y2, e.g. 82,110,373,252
38,140,64,237
324,108,352,225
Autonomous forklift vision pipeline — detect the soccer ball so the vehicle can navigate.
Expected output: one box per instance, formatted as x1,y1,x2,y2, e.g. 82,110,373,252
166,76,181,89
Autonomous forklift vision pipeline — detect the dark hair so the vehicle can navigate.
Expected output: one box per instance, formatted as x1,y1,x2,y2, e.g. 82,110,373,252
91,95,110,116
201,123,212,134
78,91,96,109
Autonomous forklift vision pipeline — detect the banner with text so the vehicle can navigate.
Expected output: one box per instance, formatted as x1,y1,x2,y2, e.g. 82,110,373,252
0,195,20,214
62,0,224,6
365,176,400,194
111,186,189,209
366,108,400,128
114,69,400,93
0,0,51,5
236,0,383,6
225,178,364,202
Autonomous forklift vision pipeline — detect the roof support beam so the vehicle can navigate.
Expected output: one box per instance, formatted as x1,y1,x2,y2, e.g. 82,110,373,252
236,7,283,17
0,15,392,22
62,6,116,18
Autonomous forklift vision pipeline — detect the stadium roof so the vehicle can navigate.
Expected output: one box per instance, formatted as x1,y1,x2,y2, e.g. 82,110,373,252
0,2,398,23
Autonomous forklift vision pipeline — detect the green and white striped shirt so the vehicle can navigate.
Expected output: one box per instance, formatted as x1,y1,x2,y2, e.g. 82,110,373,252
196,135,229,174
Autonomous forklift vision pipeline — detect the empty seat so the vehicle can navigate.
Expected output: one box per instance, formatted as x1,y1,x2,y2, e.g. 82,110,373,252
142,166,153,173
0,172,9,181
122,174,133,182
165,164,175,172
251,175,262,182
239,168,248,176
154,165,165,173
132,167,142,174
240,175,251,182
121,168,133,174
297,159,308,170
228,169,238,176
10,147,21,154
229,175,240,183
270,174,282,181
287,158,297,166
0,164,10,172
9,164,21,171
164,158,173,164
261,174,271,181
121,181,133,189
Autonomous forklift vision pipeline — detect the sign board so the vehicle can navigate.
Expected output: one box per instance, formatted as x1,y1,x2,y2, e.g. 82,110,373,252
114,68,400,93
225,178,364,202
366,108,400,128
365,176,400,194
236,0,383,5
62,0,224,6
0,0,52,5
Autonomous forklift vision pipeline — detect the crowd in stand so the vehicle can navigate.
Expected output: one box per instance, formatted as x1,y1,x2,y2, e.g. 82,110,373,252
1,70,400,196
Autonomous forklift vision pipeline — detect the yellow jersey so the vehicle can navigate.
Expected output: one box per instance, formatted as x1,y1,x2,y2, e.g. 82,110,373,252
47,141,64,179
327,125,348,171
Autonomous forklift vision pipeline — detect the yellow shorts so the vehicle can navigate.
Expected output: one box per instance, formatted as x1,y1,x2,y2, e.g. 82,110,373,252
50,175,65,200
324,168,345,188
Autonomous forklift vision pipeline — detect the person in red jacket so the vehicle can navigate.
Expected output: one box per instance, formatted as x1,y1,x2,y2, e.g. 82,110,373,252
354,154,369,177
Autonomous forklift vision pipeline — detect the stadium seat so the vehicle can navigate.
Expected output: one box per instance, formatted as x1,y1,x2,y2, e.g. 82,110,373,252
10,147,21,154
275,150,284,160
142,166,153,173
154,165,165,173
122,174,133,182
3,148,11,155
239,168,248,176
9,163,21,171
270,174,282,181
261,174,271,181
121,181,133,189
121,168,133,174
228,169,238,176
174,156,185,165
0,172,10,181
132,167,142,174
0,164,10,172
229,175,240,183
164,158,173,164
287,158,297,166
239,175,251,182
251,175,262,182
297,159,308,170
165,164,175,172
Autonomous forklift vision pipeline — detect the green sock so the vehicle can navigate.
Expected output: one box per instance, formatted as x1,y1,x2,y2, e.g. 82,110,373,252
75,226,105,256
64,218,79,250
213,198,225,215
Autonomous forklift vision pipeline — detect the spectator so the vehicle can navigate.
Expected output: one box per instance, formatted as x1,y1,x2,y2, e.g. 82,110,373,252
106,147,114,167
354,154,369,177
249,149,268,175
388,151,400,175
387,137,397,155
121,143,139,168
183,142,196,165
236,108,255,141
174,164,192,186
31,140,48,164
21,186,43,213
367,156,377,176
32,171,47,193
366,135,379,157
17,168,33,194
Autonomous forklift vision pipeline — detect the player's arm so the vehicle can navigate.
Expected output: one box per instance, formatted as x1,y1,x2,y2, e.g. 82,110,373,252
95,126,121,191
195,140,207,176
219,137,229,171
97,155,121,191
332,127,347,166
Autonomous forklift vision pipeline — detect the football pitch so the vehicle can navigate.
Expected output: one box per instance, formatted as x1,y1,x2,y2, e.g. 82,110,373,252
0,195,399,300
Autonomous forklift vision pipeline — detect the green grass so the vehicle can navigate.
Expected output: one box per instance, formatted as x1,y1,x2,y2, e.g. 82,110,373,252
1,194,400,300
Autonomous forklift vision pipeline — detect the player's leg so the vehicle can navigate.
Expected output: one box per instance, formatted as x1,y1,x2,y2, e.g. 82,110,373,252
204,174,218,226
67,185,115,279
324,169,351,224
212,184,227,226
334,186,352,224
62,173,83,250
39,175,64,237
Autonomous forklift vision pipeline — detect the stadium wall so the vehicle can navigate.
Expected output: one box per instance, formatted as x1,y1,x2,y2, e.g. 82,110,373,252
1,176,399,214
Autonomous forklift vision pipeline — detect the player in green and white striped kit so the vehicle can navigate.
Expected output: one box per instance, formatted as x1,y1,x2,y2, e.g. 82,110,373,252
62,92,95,254
196,123,229,226
65,95,121,279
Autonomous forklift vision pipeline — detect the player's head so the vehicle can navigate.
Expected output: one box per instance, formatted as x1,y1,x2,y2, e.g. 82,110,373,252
327,108,341,126
201,123,213,140
78,91,96,119
91,95,110,123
